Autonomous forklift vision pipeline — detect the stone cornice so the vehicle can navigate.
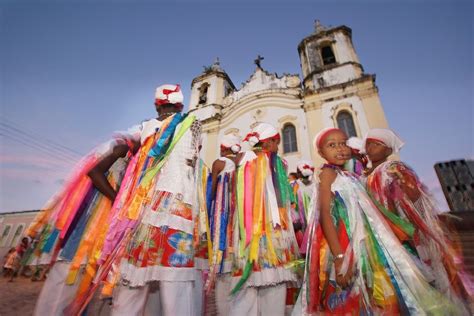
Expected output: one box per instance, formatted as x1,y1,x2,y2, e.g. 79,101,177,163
219,96,303,129
303,75,378,111
298,25,352,52
278,115,298,123
302,61,364,84
305,74,375,96
191,71,236,90
201,119,221,133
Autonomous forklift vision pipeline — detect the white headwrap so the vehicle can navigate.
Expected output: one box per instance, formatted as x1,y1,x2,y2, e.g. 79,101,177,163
347,137,364,152
363,128,404,153
220,134,242,154
297,160,315,177
313,127,340,150
243,122,280,148
155,84,184,106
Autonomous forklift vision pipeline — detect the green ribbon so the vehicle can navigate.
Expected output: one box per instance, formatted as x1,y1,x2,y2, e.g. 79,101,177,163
140,115,196,187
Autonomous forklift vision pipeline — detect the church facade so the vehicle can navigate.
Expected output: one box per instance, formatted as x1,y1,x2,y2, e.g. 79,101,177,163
188,22,389,171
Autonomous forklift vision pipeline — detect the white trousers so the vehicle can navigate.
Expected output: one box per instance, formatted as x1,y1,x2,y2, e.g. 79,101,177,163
216,275,232,316
111,280,195,316
229,283,287,316
194,271,205,316
33,261,80,316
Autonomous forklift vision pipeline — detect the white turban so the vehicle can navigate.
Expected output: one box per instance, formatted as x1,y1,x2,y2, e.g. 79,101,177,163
155,84,184,106
363,128,404,153
347,137,364,152
243,122,280,148
220,134,242,154
297,160,315,177
313,127,340,150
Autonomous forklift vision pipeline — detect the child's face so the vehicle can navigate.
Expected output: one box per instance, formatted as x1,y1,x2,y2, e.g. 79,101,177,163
365,139,392,163
318,130,351,166
262,137,280,153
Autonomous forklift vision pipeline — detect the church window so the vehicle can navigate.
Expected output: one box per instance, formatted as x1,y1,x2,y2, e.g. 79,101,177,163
282,123,298,153
321,45,336,66
225,85,233,97
198,83,209,105
10,224,24,247
337,111,357,137
0,225,11,247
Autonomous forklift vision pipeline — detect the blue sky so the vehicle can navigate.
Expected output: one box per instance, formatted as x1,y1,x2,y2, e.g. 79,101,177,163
1,0,472,212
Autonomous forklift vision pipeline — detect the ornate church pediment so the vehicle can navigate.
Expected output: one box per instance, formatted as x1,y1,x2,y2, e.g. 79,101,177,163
227,67,301,103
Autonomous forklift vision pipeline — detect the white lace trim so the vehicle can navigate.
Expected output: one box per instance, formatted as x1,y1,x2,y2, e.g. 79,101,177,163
142,209,194,234
119,260,196,287
230,266,298,288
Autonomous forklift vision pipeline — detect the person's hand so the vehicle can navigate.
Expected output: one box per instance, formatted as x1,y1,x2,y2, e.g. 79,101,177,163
334,257,354,288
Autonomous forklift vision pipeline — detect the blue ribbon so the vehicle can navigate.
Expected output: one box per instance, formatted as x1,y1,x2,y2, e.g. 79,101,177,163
61,189,99,260
148,113,185,159
42,228,59,254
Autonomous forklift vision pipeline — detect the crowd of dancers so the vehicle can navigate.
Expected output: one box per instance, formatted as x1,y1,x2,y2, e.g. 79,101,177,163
10,84,473,315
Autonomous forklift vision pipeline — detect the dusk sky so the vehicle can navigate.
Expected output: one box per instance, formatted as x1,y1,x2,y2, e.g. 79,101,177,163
1,0,472,212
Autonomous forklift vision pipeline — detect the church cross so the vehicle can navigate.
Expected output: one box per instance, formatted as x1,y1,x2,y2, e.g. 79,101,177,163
254,55,264,69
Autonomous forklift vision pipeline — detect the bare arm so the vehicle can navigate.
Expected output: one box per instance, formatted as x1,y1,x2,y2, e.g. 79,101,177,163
319,168,343,258
87,143,130,202
319,168,353,287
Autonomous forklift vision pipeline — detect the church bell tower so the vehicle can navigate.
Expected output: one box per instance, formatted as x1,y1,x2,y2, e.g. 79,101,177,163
299,20,390,163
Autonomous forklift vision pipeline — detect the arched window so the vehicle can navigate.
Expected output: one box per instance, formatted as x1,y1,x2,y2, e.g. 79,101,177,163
10,224,24,247
282,123,298,154
321,45,336,66
0,225,11,247
336,111,357,138
198,83,209,105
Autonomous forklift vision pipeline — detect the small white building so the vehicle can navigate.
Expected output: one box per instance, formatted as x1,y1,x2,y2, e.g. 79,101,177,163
0,210,39,261
189,21,389,171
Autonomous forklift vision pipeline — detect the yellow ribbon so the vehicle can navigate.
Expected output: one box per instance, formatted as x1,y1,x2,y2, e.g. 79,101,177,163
249,154,266,263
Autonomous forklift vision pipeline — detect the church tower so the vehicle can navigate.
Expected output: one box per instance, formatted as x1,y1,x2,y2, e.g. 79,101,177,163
189,58,236,163
188,21,391,171
189,58,235,119
299,21,389,162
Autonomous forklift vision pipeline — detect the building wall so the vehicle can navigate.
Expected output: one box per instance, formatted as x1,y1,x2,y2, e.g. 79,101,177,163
0,211,39,260
191,24,390,173
218,98,310,171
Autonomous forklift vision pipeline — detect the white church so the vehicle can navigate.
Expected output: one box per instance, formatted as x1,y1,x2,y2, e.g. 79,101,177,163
188,21,389,171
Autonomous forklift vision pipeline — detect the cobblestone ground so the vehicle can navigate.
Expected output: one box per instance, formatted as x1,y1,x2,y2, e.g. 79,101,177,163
0,276,43,316
0,276,218,316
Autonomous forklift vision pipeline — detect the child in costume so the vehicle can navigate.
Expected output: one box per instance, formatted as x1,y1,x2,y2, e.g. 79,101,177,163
293,160,316,250
364,128,472,311
228,122,300,316
60,84,201,316
344,137,367,176
24,126,139,316
91,84,202,316
5,237,29,281
297,127,464,315
206,134,242,315
3,247,16,278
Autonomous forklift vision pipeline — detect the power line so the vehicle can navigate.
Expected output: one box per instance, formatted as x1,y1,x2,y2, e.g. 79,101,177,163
0,126,79,162
0,116,84,164
0,129,78,164
0,117,83,157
